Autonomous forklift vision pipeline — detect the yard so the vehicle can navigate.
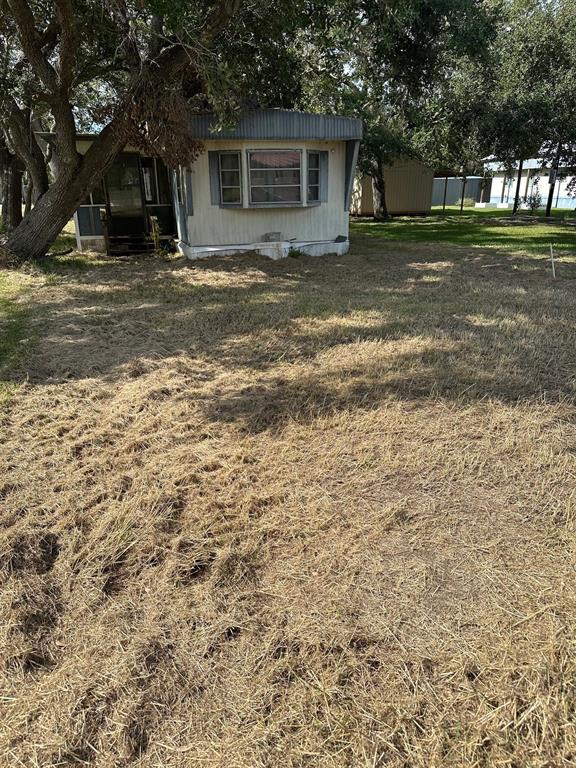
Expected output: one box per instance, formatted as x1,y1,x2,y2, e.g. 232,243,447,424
1,213,576,766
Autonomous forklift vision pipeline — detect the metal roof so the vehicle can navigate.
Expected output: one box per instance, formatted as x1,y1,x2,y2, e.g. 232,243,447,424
190,109,363,141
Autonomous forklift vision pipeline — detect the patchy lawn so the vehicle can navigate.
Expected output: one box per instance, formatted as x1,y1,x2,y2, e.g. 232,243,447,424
1,222,576,767
0,271,34,403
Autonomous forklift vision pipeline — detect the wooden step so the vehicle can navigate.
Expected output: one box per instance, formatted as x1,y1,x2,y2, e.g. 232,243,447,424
107,234,156,256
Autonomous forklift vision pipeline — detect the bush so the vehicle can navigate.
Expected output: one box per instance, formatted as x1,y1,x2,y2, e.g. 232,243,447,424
462,197,476,208
521,190,542,214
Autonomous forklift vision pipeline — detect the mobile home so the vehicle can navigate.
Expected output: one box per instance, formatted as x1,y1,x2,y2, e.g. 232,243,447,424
73,110,363,259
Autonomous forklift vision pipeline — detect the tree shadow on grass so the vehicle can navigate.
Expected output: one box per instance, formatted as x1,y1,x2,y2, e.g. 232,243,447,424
14,236,576,431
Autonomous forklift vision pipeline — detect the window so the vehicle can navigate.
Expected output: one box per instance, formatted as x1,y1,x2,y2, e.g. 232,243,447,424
219,152,242,204
308,151,320,203
248,150,301,204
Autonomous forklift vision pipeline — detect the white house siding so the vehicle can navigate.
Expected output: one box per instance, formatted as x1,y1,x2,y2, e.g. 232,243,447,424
489,169,576,209
185,139,348,246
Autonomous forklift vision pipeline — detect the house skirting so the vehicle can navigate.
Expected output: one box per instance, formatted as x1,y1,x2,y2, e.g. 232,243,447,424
76,235,106,253
178,239,349,261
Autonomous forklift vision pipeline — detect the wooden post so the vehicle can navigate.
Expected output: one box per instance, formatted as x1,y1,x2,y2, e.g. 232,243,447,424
100,207,110,256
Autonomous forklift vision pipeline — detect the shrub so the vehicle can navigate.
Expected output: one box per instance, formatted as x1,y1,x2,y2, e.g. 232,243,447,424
522,189,542,214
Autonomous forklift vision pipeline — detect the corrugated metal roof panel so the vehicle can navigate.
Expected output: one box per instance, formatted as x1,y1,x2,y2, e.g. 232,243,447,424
190,109,363,141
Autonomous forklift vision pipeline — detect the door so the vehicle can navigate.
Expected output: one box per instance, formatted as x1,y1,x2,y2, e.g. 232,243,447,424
105,154,146,236
141,157,177,239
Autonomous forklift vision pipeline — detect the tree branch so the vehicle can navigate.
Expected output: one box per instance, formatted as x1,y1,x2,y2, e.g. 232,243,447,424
4,102,49,199
203,0,244,43
7,0,80,174
5,0,59,94
54,0,79,93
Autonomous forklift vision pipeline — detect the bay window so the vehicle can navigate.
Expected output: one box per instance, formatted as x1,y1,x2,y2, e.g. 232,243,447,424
248,150,301,204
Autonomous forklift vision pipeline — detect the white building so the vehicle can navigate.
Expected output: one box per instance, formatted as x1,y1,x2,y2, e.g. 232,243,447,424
484,159,576,210
73,110,363,259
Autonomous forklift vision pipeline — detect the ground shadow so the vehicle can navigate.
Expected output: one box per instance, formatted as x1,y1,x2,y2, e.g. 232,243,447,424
12,233,576,432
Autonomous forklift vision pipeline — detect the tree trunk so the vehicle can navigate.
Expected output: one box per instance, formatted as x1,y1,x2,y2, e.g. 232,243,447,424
442,176,448,211
5,108,50,203
459,176,467,212
1,44,192,262
3,152,115,260
524,169,531,198
512,159,524,215
2,116,127,260
372,162,389,221
546,143,562,217
0,143,24,232
24,180,33,215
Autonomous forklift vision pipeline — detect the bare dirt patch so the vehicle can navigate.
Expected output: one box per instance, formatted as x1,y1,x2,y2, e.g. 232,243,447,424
1,237,576,766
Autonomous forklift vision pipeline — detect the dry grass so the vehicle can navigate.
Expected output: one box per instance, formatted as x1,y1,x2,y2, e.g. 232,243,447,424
1,233,576,767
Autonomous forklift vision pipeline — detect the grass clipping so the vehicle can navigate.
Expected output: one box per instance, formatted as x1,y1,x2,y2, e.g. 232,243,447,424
1,237,576,766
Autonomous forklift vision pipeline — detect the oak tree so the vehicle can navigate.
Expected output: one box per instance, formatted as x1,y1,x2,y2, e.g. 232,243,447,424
0,0,302,262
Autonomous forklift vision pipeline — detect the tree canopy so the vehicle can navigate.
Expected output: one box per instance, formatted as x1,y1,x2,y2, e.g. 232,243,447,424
297,0,499,217
0,0,306,260
1,0,576,258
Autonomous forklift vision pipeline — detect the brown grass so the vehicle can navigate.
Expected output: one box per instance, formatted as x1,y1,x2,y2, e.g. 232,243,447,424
1,235,576,767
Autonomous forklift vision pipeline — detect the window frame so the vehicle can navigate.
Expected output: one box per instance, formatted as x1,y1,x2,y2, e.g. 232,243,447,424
218,150,243,206
307,150,321,205
247,149,303,207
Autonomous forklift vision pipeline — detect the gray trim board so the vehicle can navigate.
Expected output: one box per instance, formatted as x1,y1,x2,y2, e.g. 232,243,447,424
184,170,193,216
208,151,220,205
318,150,329,203
171,168,188,242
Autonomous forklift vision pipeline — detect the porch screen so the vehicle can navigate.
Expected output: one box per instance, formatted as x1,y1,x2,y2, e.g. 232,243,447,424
248,150,301,204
